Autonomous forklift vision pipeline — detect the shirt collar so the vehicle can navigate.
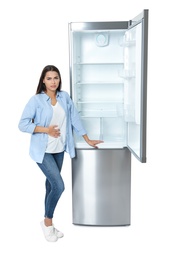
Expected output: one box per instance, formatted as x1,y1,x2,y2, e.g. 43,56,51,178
41,91,60,101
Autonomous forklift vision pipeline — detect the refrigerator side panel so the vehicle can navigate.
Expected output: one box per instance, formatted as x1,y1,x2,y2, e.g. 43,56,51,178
72,149,131,226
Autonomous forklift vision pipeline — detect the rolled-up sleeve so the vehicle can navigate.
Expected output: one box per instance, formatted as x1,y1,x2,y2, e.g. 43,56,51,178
18,96,36,134
67,94,86,136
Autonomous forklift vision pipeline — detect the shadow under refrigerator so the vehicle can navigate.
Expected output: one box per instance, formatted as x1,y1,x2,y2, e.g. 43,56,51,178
68,9,148,226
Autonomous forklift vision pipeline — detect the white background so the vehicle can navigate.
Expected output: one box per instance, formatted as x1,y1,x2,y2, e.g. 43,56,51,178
1,1,173,259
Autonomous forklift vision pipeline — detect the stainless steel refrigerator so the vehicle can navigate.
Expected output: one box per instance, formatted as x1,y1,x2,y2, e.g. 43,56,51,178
68,9,148,226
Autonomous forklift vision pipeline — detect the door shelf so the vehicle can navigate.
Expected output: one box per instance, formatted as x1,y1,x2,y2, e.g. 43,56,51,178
119,69,135,79
119,39,136,47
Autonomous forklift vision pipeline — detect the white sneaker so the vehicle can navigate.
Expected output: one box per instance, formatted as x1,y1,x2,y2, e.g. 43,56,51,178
40,221,58,242
53,226,64,238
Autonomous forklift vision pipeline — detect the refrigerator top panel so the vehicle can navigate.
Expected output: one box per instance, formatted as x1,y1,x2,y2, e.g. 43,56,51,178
69,21,128,31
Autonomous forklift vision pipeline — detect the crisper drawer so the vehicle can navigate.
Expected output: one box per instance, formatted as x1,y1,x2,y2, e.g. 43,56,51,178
102,117,126,142
74,116,126,148
79,117,101,140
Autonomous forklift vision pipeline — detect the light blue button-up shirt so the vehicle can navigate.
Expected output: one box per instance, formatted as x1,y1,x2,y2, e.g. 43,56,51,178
18,91,86,163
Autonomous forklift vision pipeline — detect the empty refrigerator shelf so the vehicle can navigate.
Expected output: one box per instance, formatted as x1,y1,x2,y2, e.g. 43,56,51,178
80,110,123,117
75,62,124,65
74,135,126,149
77,102,124,117
75,80,124,84
75,141,126,149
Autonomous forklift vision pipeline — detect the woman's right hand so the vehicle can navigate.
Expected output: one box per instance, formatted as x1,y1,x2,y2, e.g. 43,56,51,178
47,125,60,138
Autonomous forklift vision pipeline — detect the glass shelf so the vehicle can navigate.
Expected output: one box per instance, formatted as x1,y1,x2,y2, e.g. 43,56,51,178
75,62,124,65
80,113,123,118
76,100,123,103
75,80,124,84
75,141,126,149
76,101,124,117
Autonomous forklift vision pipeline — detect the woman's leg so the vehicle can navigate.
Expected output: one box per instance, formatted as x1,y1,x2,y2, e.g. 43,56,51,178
37,152,65,224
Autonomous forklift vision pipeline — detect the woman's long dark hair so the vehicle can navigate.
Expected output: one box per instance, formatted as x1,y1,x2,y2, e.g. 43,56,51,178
36,65,62,94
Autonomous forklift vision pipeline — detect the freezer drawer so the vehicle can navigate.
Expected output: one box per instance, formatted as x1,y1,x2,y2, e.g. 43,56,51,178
72,148,131,226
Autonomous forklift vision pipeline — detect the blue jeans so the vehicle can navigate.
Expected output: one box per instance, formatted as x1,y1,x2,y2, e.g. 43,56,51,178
37,152,65,219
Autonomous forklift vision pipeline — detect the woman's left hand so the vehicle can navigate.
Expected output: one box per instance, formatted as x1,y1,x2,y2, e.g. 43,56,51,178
83,134,104,148
86,139,104,148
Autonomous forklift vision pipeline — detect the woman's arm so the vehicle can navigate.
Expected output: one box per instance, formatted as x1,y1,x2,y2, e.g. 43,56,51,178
63,92,103,147
34,125,60,138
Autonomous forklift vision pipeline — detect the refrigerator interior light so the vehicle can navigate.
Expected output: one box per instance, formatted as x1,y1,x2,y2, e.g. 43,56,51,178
95,33,109,47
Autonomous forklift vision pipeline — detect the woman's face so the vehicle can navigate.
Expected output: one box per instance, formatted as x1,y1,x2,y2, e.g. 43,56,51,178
43,71,60,93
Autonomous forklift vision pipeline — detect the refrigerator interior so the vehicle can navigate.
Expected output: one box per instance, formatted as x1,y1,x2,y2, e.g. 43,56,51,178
71,23,142,151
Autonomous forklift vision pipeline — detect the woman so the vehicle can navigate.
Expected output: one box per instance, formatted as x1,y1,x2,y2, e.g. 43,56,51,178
18,65,103,242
